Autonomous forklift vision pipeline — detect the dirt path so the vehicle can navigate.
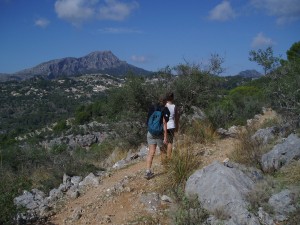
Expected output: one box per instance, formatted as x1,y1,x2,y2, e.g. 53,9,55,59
48,108,277,224
48,136,238,225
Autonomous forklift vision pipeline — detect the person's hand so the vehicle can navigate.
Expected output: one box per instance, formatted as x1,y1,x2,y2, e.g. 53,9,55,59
163,137,168,145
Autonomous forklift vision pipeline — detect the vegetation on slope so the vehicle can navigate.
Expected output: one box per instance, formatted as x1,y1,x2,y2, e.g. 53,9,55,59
0,41,299,224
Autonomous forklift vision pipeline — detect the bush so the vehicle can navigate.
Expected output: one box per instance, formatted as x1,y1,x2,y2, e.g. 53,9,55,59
53,119,69,133
229,128,266,168
266,61,300,118
0,171,31,224
246,176,276,214
172,188,209,225
208,86,265,129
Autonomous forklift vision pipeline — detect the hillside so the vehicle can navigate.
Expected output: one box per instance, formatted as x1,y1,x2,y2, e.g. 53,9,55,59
2,55,299,224
1,51,152,81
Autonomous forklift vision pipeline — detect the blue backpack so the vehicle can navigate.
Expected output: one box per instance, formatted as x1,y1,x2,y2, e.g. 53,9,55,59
148,108,163,136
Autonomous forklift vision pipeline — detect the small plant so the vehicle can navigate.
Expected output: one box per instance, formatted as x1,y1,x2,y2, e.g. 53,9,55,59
53,119,69,133
230,128,266,168
172,189,209,225
259,117,281,129
246,176,275,214
127,214,162,225
276,160,300,185
50,143,68,155
213,206,230,220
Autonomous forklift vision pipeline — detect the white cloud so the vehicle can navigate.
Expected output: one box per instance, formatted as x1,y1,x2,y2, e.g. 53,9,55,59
131,55,147,63
208,0,236,21
34,18,50,28
98,27,141,34
55,0,96,26
54,0,138,26
250,0,300,25
251,32,275,48
98,0,139,21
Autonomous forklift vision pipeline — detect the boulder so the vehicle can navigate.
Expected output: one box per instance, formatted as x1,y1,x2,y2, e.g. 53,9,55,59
252,127,277,145
261,133,300,172
268,189,296,222
185,161,260,225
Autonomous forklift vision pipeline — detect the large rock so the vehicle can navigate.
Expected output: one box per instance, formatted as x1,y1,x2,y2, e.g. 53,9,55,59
252,127,277,145
268,189,296,221
185,161,260,225
261,133,300,172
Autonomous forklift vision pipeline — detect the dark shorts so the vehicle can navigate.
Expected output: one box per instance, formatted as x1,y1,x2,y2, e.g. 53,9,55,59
167,128,175,144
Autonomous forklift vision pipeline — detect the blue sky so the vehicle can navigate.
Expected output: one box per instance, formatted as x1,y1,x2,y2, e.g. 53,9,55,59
0,0,299,76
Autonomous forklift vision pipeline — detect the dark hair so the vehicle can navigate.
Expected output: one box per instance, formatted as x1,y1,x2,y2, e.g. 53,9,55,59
166,92,174,101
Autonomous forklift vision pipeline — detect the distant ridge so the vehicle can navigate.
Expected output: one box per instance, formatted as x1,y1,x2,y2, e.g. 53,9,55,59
236,69,262,78
2,51,152,81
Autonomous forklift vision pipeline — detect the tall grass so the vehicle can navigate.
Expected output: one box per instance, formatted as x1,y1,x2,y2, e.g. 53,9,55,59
229,128,266,168
184,120,217,144
162,136,202,190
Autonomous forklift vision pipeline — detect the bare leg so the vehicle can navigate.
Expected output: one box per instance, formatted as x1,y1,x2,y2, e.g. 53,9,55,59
146,144,156,171
160,144,167,163
167,143,173,159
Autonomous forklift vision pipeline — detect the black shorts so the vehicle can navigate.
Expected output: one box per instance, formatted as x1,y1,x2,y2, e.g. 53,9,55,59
167,128,175,144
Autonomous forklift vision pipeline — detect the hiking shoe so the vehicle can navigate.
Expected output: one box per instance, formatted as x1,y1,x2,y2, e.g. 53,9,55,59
144,171,154,180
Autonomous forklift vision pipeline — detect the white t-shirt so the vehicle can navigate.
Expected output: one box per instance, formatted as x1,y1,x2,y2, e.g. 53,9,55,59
166,102,176,129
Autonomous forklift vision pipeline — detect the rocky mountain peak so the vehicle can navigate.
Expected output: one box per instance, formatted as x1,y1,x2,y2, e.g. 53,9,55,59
9,51,151,81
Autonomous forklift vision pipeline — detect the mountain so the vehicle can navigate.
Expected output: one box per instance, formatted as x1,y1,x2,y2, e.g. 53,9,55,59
3,51,152,81
236,69,262,78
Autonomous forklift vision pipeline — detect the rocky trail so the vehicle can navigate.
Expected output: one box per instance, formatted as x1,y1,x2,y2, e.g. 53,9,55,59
47,137,238,225
48,110,277,225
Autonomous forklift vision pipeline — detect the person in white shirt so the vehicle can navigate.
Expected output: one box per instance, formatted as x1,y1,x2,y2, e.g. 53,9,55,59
162,92,180,161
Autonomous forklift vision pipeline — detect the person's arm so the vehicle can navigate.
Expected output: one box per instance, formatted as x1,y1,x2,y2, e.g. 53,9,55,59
163,116,168,144
174,105,180,132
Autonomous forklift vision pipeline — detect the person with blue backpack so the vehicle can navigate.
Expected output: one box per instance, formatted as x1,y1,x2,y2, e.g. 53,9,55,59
145,95,170,180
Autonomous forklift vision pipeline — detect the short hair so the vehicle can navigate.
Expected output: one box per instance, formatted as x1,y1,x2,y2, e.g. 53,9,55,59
166,92,174,101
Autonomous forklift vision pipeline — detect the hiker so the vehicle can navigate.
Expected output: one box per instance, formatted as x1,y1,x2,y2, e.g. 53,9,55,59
163,92,180,160
145,96,170,179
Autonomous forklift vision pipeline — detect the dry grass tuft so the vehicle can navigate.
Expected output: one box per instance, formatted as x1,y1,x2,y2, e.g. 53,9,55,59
213,206,231,220
229,128,270,168
246,176,276,214
277,160,300,185
184,120,217,144
230,128,267,168
160,135,202,191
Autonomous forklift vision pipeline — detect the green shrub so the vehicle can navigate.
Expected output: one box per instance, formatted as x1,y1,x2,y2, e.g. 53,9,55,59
0,171,31,224
172,188,209,225
53,119,69,133
267,61,300,117
208,86,265,129
50,143,68,155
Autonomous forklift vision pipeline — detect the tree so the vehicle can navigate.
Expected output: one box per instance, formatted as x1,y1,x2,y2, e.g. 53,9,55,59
286,41,300,63
207,53,226,75
249,46,280,75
